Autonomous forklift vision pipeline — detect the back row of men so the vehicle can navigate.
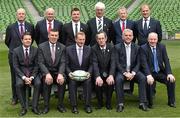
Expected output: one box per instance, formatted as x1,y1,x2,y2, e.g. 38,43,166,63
5,2,175,116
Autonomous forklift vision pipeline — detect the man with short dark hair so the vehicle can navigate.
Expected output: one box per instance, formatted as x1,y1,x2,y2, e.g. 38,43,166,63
13,32,41,116
38,29,66,114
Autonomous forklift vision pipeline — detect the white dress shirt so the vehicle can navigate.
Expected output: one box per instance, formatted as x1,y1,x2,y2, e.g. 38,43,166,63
143,17,150,29
72,21,80,36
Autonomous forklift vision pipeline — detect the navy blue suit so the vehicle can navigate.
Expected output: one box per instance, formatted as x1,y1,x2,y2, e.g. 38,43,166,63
135,18,162,46
5,21,34,101
113,19,136,44
35,19,63,45
66,44,92,107
140,43,175,106
115,43,147,105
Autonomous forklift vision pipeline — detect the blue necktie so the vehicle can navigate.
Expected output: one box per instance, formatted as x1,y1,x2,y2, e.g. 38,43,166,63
153,48,158,73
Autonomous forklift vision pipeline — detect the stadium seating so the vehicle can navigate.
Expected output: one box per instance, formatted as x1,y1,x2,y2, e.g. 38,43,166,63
0,0,34,32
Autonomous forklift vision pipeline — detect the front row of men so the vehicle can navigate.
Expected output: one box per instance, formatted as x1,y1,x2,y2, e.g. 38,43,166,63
13,29,175,116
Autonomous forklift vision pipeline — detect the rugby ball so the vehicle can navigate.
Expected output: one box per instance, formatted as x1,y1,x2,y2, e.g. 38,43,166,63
71,70,88,81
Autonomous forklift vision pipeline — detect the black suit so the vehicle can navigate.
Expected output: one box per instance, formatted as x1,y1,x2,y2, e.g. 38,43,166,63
113,19,136,44
92,43,115,107
62,21,89,46
87,17,114,46
5,21,34,101
38,41,66,108
140,43,175,106
35,19,63,45
13,46,41,109
115,43,147,105
135,18,162,45
66,44,92,107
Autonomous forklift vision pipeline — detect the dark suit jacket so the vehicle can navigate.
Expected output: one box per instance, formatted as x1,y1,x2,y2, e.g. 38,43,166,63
92,43,115,78
113,19,136,44
115,42,140,74
66,44,92,74
13,45,39,78
87,17,114,46
62,21,89,46
38,41,66,76
35,19,63,45
5,21,34,53
140,43,172,76
135,18,162,45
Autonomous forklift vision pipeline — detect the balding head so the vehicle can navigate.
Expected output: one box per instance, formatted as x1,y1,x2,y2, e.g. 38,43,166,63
16,8,26,22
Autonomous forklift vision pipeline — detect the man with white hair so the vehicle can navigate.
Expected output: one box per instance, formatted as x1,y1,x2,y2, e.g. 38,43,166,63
140,32,176,108
87,2,114,46
35,8,63,45
5,8,34,105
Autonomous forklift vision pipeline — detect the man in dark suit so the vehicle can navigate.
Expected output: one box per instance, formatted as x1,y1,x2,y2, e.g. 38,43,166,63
92,31,115,110
113,6,136,44
62,7,88,46
13,32,41,116
38,29,66,114
115,29,147,112
135,4,162,46
66,32,92,114
35,8,63,45
5,8,34,105
87,1,114,46
140,32,176,108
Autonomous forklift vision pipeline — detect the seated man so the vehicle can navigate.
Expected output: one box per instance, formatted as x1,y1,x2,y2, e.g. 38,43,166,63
140,32,176,108
38,29,66,114
13,32,41,116
92,31,115,110
66,32,92,114
115,29,147,112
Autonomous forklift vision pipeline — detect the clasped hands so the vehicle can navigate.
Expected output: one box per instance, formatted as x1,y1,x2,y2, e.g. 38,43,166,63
96,75,114,87
45,73,64,85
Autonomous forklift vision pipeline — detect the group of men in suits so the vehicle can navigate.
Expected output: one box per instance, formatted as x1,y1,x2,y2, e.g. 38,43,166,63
5,1,176,116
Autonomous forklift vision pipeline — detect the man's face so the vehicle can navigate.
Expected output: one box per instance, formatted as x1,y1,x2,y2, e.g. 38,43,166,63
148,34,158,47
96,33,107,47
141,5,150,19
22,35,32,47
96,7,104,18
48,31,59,44
71,10,80,22
75,34,85,47
16,9,26,22
119,9,128,21
123,31,133,44
46,10,55,22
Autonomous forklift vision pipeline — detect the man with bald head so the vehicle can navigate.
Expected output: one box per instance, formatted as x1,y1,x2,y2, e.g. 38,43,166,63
35,8,63,45
87,2,114,46
5,8,34,105
140,32,176,108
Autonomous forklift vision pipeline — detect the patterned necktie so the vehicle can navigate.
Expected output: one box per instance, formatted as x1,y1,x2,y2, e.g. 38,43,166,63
152,48,159,73
122,21,125,32
20,23,24,39
101,48,105,55
78,47,83,66
51,44,55,63
25,48,30,77
97,19,102,32
75,23,78,36
48,22,52,33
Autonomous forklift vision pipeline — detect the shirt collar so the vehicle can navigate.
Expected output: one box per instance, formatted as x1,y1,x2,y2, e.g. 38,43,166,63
23,45,30,51
96,16,103,21
72,21,80,25
46,20,54,24
143,16,150,21
76,44,83,49
124,42,131,47
18,21,25,26
49,42,56,47
99,45,106,50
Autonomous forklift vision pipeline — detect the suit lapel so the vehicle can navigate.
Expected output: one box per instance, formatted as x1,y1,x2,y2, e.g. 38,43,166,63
130,44,134,66
73,45,79,66
14,22,21,39
93,18,98,33
54,43,61,64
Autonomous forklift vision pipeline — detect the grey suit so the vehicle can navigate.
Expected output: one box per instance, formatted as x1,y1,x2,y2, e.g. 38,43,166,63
13,45,40,109
115,43,147,105
66,44,92,107
38,41,66,108
5,21,34,101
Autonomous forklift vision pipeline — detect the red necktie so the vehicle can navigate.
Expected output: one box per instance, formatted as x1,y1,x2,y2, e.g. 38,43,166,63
48,22,52,33
122,21,125,32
